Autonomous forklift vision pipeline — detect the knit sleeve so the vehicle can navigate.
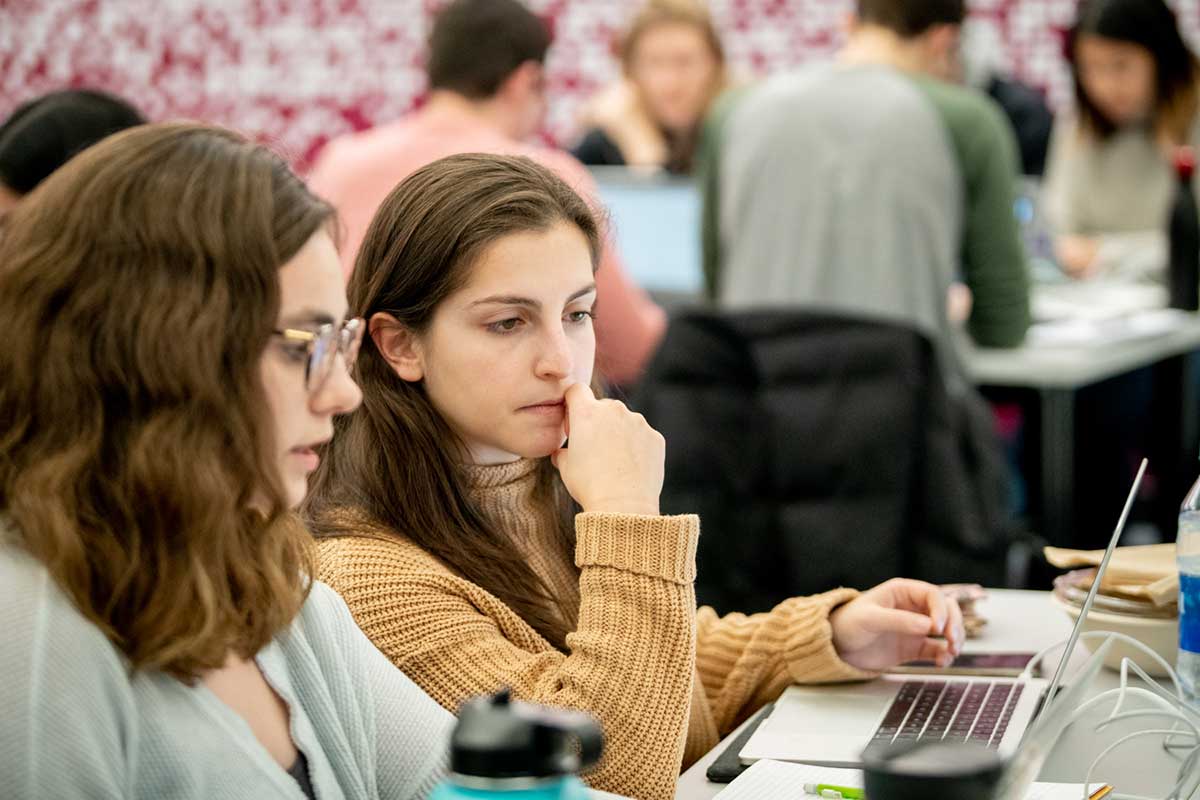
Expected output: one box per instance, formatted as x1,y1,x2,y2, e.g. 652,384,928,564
694,588,878,736
0,549,135,799
315,512,700,800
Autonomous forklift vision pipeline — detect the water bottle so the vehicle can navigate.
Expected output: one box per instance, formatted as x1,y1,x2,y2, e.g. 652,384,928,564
431,689,603,800
1178,474,1200,704
1167,146,1200,312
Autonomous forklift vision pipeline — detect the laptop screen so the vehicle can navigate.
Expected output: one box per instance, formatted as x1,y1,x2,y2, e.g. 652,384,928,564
994,459,1148,798
588,166,703,296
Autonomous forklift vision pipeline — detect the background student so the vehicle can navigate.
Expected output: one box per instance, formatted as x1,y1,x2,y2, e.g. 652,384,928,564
698,0,1031,393
0,88,145,221
571,0,728,175
308,0,665,386
0,123,452,799
304,153,964,800
1044,0,1200,281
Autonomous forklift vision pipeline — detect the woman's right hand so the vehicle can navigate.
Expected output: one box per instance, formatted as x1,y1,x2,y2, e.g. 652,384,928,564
551,382,664,516
1056,235,1101,279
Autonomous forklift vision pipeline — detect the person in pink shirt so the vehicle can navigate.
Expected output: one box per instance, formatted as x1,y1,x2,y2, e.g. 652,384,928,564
308,0,667,385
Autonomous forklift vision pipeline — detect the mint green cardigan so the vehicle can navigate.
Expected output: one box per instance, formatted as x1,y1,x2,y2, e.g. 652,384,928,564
1,544,453,799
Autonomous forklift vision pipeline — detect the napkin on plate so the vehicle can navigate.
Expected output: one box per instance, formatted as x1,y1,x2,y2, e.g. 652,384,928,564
1043,543,1177,606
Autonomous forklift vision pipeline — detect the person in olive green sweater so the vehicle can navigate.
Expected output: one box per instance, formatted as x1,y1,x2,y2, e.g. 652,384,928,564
698,0,1030,388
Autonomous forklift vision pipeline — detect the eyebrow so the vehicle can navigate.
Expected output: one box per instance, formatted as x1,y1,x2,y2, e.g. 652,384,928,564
280,309,339,328
466,284,597,311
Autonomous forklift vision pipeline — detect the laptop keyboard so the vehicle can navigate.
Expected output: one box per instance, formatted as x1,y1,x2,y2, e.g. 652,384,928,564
870,680,1024,749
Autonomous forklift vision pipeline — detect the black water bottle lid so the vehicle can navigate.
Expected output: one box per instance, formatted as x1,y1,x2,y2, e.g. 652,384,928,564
863,740,1004,800
450,689,604,780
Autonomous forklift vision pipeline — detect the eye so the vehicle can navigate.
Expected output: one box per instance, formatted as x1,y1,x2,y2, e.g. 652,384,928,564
487,317,524,334
281,342,310,363
566,310,594,325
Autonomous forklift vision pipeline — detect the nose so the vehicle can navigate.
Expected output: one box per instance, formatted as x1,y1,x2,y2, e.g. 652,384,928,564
310,352,362,416
534,325,573,381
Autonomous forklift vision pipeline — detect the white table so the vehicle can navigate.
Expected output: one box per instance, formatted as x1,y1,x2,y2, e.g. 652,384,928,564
675,589,1186,799
968,306,1200,548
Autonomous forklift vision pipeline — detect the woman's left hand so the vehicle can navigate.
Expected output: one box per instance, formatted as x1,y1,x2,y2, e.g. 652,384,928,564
828,578,964,672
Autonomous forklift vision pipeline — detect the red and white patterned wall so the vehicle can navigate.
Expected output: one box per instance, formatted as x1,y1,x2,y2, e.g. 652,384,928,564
3,0,1199,171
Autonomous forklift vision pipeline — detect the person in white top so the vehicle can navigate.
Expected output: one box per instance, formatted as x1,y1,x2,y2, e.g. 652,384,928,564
0,122,453,800
1045,0,1200,281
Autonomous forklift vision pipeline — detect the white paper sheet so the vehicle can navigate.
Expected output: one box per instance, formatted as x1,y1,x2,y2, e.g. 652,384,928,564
714,759,1106,800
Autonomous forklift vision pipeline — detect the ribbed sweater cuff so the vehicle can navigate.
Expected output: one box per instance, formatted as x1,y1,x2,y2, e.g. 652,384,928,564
574,513,699,585
782,588,879,684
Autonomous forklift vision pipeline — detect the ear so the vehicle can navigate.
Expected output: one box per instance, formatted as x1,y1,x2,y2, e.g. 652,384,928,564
843,11,861,36
922,23,962,80
500,60,543,103
369,312,425,382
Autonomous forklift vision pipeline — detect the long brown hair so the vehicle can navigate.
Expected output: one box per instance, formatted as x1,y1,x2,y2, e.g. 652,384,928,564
0,123,334,682
303,154,601,650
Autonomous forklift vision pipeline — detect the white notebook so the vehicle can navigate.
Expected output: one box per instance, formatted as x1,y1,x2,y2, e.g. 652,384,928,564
714,759,1107,800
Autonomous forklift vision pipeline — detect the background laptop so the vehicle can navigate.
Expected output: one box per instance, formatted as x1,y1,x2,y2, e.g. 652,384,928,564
738,463,1145,769
588,166,703,302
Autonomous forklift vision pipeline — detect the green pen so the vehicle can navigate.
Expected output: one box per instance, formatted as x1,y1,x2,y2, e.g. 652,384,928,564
802,783,865,800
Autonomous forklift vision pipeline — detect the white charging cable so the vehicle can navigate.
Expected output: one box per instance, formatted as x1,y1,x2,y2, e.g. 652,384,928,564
1022,631,1200,800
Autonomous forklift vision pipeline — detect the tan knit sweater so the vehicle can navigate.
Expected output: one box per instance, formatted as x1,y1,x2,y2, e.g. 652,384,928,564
315,459,872,800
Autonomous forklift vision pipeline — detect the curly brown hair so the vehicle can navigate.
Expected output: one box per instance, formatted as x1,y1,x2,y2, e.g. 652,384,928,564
0,123,333,682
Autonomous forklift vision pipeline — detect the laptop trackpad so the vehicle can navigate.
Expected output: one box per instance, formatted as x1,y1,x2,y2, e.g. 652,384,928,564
738,684,895,764
773,689,893,734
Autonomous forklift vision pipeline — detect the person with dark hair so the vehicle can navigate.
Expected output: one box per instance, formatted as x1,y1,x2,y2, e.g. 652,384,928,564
305,152,964,800
0,122,452,798
0,88,145,219
698,0,1030,388
571,0,729,174
309,0,666,386
1044,0,1200,280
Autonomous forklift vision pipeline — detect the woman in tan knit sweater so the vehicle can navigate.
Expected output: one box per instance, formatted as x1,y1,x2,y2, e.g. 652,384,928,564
304,153,964,800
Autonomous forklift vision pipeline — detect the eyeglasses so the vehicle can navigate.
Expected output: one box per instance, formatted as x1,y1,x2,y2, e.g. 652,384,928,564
273,317,364,394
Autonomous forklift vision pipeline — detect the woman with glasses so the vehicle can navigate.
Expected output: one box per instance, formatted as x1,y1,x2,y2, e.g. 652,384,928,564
1045,0,1200,280
303,153,965,800
0,122,452,799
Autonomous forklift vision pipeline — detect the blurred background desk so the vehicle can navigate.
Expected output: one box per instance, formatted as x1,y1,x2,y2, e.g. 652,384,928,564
969,296,1200,549
592,165,1200,553
674,589,1179,799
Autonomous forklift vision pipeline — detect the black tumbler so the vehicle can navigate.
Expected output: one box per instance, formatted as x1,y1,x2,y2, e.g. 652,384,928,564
862,740,1004,800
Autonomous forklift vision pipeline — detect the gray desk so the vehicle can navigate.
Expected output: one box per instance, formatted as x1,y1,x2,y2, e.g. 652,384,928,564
675,589,1183,799
968,311,1200,547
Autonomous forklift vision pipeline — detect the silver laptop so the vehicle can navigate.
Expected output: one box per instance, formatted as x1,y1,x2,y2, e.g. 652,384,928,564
738,461,1147,769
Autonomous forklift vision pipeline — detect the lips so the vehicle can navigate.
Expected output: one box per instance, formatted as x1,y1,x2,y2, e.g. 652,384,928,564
519,399,565,417
289,439,328,472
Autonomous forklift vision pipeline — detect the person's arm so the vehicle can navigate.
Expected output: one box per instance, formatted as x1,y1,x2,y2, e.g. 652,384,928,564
697,88,749,302
316,511,700,800
953,93,1032,347
0,555,134,799
1042,115,1084,239
694,589,876,735
592,240,668,385
694,578,964,737
305,582,454,800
